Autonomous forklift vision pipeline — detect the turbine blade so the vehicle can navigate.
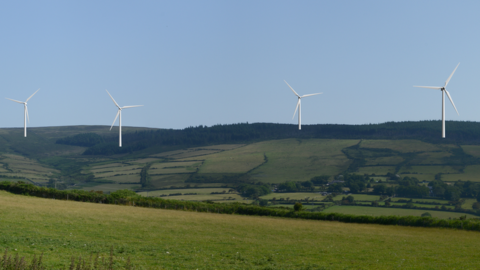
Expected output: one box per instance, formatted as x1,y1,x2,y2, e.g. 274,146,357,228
26,89,40,102
26,106,30,123
301,93,322,98
121,105,143,109
445,63,460,88
6,98,24,104
445,90,459,115
110,110,120,130
284,80,300,97
106,90,120,108
413,86,442,89
292,99,300,119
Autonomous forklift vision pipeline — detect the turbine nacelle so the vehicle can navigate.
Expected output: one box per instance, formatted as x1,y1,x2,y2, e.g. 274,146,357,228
413,63,460,138
284,80,321,130
106,90,143,147
5,89,40,137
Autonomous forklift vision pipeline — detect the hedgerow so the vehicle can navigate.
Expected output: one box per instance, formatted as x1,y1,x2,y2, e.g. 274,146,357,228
1,181,479,232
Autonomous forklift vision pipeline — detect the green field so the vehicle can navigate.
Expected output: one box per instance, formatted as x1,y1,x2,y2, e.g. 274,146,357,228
260,192,325,201
357,166,396,175
442,165,480,182
249,139,359,183
461,145,480,158
360,139,443,153
323,205,476,219
365,156,404,165
2,190,480,269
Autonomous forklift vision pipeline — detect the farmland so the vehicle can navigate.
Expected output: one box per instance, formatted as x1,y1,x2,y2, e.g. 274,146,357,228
2,190,480,269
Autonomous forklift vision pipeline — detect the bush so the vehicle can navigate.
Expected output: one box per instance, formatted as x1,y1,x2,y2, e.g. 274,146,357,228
421,212,432,217
294,202,303,211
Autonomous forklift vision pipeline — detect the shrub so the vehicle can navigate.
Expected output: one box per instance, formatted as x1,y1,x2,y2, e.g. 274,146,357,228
294,202,303,211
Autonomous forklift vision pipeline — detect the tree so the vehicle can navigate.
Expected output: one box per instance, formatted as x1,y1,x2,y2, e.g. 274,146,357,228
327,183,343,193
421,212,432,217
473,202,480,210
294,202,303,211
259,199,268,206
373,184,387,195
310,175,330,185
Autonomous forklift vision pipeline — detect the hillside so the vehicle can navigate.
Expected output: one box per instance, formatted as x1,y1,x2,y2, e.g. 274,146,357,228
2,122,480,193
1,190,480,269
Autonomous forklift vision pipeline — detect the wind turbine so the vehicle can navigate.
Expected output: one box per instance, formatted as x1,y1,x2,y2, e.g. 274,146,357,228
284,80,321,130
414,63,460,138
6,89,40,137
106,90,143,147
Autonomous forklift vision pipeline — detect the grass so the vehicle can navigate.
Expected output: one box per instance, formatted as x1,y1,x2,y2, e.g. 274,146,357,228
198,145,265,174
442,165,480,182
398,165,460,174
461,145,480,158
323,205,477,219
410,151,452,165
249,139,359,183
365,156,404,165
148,174,191,188
345,194,385,201
357,166,396,175
260,192,325,201
149,161,201,174
360,139,442,153
3,191,480,268
391,197,448,204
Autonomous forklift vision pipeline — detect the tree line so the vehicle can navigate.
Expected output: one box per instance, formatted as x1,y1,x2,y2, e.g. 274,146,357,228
55,121,480,155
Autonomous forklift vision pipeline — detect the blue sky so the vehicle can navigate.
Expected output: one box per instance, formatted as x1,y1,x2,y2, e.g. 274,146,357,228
1,1,479,130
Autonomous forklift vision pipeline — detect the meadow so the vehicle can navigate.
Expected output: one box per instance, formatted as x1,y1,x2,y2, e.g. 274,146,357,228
2,190,480,269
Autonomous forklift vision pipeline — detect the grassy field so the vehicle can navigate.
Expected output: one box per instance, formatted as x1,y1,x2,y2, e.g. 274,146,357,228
360,139,443,153
148,174,191,189
461,145,480,158
357,166,396,175
442,165,480,182
2,191,480,269
260,192,325,201
323,205,477,219
197,145,265,174
365,156,404,165
249,139,359,183
410,151,452,165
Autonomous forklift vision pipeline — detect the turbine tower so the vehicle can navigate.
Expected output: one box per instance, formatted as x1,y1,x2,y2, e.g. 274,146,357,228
106,90,143,147
284,80,321,130
414,63,460,138
6,89,40,137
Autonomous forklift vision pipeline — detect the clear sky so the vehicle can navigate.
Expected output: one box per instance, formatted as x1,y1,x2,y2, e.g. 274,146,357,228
1,1,479,130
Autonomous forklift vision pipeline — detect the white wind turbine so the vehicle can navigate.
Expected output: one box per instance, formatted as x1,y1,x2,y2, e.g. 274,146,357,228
106,90,143,147
6,89,40,137
414,63,460,138
284,80,321,130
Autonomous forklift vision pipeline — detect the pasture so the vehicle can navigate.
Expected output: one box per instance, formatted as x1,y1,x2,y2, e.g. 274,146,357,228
365,156,404,165
2,191,480,269
360,139,443,153
356,166,396,175
461,145,480,158
442,165,480,182
248,139,359,183
260,192,326,201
